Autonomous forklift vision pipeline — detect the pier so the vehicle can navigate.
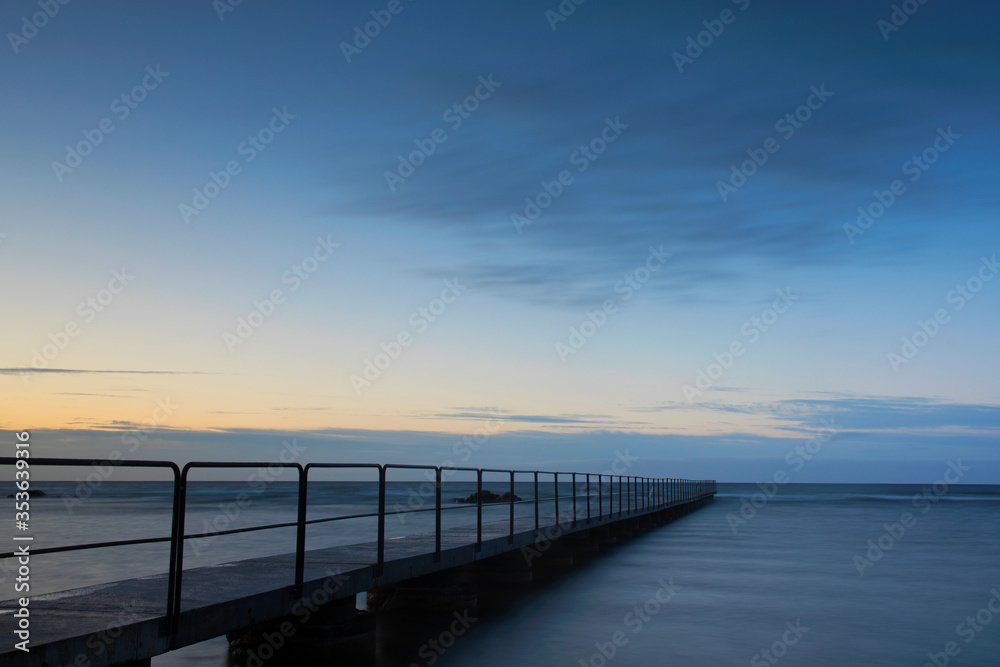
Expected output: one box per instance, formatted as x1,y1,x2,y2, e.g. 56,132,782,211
0,458,716,666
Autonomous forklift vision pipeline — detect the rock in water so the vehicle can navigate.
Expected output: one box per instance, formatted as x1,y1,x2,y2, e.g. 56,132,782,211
7,489,46,498
453,490,522,504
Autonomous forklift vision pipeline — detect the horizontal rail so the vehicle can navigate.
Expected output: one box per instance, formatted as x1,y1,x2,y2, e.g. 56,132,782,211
1,456,715,646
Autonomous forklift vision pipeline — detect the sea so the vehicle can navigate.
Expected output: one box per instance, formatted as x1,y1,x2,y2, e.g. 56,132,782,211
3,480,1000,666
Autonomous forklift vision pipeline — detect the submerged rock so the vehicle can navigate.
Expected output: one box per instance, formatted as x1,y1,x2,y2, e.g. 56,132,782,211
7,489,46,498
452,490,522,504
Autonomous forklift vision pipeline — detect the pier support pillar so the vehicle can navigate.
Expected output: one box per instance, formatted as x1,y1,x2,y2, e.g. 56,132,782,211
460,551,532,587
566,533,599,560
369,570,478,658
367,570,477,614
227,596,375,666
611,521,633,541
589,526,616,551
529,540,574,578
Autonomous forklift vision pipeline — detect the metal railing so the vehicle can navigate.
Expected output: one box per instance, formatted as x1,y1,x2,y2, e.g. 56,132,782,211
1,457,715,639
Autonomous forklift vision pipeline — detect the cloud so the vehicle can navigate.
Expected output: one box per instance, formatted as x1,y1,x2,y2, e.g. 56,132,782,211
767,397,1000,432
636,395,1000,434
310,1,999,308
419,407,649,427
0,368,212,376
18,422,1000,483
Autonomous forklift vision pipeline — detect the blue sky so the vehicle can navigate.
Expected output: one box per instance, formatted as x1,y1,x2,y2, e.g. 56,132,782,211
2,0,998,481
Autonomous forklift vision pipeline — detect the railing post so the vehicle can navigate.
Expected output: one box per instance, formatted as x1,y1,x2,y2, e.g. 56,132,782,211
476,469,483,552
572,473,577,526
597,474,602,519
171,468,189,639
534,471,539,532
618,475,622,517
435,467,442,562
586,473,591,522
554,472,559,528
166,469,182,639
294,466,307,595
508,470,515,544
377,466,386,577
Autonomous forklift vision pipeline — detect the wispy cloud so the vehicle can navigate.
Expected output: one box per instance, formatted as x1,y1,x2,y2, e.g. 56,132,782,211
420,407,647,427
636,395,1000,433
0,368,211,376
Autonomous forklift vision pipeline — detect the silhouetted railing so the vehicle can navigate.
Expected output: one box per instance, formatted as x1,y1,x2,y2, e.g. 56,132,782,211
0,457,715,638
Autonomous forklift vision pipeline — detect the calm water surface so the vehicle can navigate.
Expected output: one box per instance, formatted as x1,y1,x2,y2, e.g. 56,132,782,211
4,482,999,666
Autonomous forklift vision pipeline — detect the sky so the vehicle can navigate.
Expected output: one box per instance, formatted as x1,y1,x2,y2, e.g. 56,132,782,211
1,0,998,482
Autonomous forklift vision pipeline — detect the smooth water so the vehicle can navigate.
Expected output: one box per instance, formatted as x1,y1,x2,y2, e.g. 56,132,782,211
4,482,999,666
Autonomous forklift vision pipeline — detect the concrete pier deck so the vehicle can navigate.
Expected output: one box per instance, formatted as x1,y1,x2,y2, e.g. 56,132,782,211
0,461,715,666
